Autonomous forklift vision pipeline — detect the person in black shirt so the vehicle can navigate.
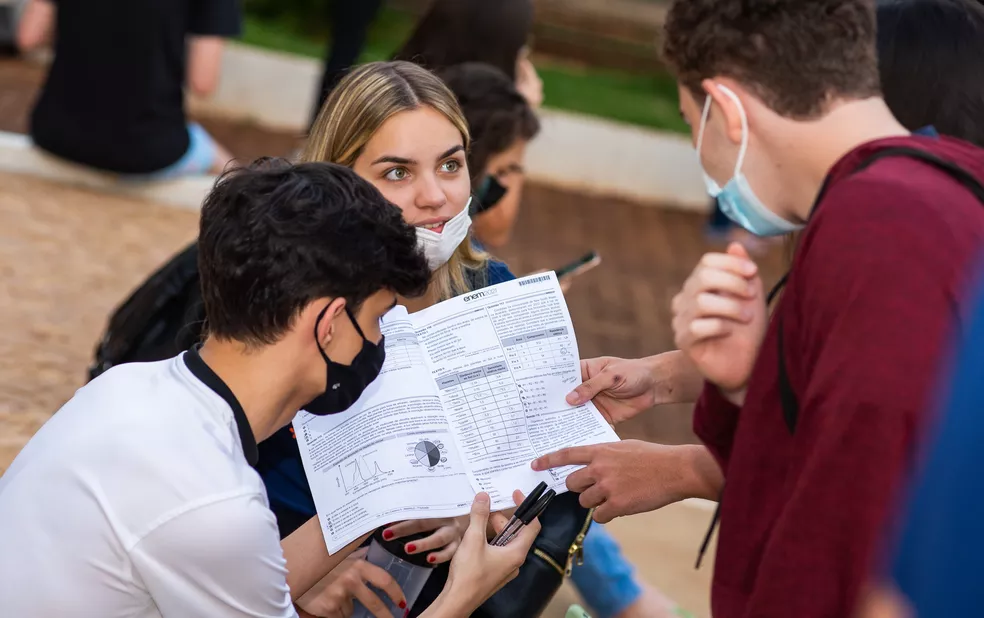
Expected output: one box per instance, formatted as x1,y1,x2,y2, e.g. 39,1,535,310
16,0,239,177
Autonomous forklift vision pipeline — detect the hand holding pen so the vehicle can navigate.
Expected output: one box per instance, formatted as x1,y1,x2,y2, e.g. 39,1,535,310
490,481,556,546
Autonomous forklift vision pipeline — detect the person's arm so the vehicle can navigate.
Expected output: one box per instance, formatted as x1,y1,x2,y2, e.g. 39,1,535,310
532,441,722,522
296,548,407,618
187,37,225,97
740,179,962,617
515,50,543,109
16,0,55,52
879,272,984,617
186,0,241,97
281,515,370,600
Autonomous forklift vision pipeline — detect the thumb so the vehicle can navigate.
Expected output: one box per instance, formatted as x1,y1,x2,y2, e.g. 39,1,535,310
567,371,614,405
727,242,751,260
466,492,491,539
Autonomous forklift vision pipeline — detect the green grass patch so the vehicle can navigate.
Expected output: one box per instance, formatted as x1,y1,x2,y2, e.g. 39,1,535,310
240,9,686,134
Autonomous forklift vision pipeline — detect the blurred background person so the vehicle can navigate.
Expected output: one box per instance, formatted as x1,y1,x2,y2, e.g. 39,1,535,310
16,0,237,178
438,62,540,250
308,0,385,128
0,0,25,56
858,1,984,616
857,263,984,618
876,0,984,146
393,0,543,110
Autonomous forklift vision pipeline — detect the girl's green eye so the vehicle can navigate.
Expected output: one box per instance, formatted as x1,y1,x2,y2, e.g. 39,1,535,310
385,167,409,181
441,160,460,173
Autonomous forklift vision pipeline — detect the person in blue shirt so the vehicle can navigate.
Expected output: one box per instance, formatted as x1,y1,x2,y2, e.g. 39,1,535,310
857,264,984,618
855,3,984,616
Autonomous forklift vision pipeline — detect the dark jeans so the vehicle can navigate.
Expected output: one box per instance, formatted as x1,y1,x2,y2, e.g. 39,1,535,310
310,0,386,127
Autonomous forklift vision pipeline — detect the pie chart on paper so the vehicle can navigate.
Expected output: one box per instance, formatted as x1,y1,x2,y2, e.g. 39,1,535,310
414,440,442,467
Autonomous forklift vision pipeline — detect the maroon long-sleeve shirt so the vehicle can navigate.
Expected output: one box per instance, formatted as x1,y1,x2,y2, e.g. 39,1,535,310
694,135,984,618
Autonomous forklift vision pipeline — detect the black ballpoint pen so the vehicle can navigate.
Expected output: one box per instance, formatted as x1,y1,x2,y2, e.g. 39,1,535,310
491,481,548,545
496,489,555,546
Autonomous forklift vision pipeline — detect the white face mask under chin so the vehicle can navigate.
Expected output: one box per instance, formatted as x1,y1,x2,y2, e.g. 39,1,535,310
415,197,473,270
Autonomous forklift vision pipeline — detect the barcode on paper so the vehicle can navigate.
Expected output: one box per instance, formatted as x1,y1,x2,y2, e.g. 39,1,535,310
519,274,551,287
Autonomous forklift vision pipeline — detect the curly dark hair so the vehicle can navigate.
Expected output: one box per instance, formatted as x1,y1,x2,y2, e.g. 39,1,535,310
662,0,881,118
198,158,430,346
438,62,540,183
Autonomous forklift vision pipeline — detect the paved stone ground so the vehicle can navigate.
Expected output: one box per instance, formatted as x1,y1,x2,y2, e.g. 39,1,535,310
0,173,200,471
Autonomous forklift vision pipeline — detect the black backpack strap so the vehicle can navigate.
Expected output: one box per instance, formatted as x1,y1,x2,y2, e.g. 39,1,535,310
852,147,984,203
775,147,984,435
776,313,799,434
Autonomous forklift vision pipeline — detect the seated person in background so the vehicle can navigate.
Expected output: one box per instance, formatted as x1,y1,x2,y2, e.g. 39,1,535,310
438,62,540,250
0,160,538,617
16,0,236,178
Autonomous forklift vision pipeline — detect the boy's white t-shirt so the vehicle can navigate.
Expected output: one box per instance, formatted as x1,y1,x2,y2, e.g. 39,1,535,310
0,351,299,617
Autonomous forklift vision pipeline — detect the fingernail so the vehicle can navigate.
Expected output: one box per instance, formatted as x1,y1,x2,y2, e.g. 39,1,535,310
531,460,542,471
428,555,437,563
399,600,407,609
383,530,394,540
566,392,580,405
406,543,417,553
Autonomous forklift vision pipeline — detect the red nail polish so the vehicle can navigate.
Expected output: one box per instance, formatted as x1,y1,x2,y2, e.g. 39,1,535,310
382,530,393,540
428,555,436,563
406,543,416,553
399,600,407,609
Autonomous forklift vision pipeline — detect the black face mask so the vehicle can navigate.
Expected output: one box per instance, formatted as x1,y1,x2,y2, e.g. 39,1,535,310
303,305,386,416
471,174,508,216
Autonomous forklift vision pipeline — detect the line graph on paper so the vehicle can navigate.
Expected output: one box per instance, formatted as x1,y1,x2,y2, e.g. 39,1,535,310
337,451,394,494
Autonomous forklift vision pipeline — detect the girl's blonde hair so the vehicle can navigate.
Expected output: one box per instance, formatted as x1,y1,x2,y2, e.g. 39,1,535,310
302,60,487,301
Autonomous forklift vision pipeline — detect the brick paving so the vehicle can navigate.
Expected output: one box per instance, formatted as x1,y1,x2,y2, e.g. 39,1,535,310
0,58,787,466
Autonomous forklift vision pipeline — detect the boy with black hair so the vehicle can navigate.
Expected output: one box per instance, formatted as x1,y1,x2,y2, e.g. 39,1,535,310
0,160,539,617
534,1,984,616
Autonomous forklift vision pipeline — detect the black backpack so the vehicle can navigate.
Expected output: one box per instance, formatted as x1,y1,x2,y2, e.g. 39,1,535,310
88,242,206,382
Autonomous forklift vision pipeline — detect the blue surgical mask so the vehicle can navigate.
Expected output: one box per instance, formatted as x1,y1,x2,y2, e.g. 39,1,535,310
696,85,803,237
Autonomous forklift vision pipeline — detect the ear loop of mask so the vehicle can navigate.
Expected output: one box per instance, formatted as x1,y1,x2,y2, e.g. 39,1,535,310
313,303,367,363
695,84,751,180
